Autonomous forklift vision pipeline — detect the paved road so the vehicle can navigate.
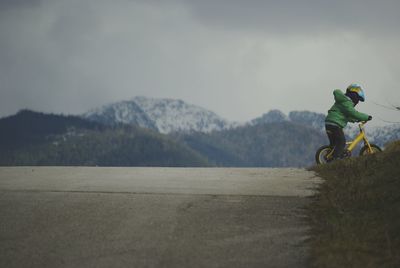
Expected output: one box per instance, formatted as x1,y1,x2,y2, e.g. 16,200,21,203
0,167,319,268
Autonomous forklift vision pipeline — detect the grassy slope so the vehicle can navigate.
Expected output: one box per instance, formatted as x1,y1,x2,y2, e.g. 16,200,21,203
308,141,400,268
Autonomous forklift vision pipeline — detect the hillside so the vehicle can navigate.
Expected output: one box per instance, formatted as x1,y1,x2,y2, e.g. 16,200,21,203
0,110,104,151
178,122,327,167
251,109,400,147
308,141,400,267
0,110,210,167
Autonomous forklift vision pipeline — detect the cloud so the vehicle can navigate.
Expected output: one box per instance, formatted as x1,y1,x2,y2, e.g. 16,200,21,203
183,0,400,36
0,0,399,124
0,0,42,9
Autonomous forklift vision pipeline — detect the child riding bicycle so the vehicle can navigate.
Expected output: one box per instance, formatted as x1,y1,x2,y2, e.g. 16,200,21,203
325,84,372,161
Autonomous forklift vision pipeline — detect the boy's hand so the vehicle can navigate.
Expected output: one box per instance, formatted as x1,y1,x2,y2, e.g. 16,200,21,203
368,115,373,121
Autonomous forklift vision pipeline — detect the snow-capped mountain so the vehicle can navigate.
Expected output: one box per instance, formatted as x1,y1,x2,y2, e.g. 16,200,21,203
83,97,400,145
83,96,234,134
250,110,325,131
83,101,157,130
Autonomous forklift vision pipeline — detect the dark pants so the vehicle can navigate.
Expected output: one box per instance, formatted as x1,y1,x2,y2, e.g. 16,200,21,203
325,124,346,159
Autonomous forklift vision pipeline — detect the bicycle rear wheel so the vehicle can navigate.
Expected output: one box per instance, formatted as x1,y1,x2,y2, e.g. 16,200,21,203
359,144,382,156
315,145,333,164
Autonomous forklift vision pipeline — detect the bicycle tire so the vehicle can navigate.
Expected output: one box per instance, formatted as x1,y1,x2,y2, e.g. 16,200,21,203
359,144,382,156
315,145,333,164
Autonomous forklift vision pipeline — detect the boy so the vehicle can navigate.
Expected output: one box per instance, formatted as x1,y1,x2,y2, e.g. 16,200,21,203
325,84,372,160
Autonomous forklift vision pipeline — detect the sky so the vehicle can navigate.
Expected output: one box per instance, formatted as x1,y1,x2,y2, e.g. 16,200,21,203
1,0,399,125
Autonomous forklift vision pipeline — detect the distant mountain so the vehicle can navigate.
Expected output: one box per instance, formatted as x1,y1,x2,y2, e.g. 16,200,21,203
177,122,327,167
0,110,210,167
370,123,400,146
250,110,325,130
288,111,326,131
83,101,157,130
83,96,234,134
250,109,400,148
84,97,328,135
2,105,398,167
83,94,400,150
250,110,288,125
0,109,104,151
0,109,328,167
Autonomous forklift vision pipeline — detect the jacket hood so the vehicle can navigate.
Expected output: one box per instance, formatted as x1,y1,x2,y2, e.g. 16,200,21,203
333,89,351,104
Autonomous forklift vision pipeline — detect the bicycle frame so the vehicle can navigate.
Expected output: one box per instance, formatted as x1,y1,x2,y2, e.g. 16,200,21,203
347,122,373,152
327,122,373,158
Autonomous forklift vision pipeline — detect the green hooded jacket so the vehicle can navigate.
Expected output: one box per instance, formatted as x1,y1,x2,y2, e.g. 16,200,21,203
325,89,369,128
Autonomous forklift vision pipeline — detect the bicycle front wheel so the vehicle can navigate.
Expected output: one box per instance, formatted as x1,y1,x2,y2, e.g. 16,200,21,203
359,144,382,156
315,145,333,164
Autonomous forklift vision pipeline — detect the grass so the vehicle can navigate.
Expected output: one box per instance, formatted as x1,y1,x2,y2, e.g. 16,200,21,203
307,141,400,268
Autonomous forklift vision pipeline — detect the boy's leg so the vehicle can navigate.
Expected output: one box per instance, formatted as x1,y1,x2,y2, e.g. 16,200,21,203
325,125,346,159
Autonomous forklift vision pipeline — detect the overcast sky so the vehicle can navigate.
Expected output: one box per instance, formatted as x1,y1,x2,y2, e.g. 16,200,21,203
1,0,399,124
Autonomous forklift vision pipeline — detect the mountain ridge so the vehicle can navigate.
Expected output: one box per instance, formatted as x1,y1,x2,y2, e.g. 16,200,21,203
0,109,326,167
1,96,399,167
83,96,236,134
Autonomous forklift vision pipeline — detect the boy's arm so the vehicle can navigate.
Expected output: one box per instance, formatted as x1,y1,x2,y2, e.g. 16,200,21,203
342,102,370,122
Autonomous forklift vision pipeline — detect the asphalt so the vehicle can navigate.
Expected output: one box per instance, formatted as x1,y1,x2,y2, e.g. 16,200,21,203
0,167,319,268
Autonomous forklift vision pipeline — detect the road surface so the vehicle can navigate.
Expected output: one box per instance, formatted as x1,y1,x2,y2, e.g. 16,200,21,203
0,167,319,268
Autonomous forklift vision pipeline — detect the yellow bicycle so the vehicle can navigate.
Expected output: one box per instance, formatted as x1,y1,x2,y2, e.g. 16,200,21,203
315,122,382,164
